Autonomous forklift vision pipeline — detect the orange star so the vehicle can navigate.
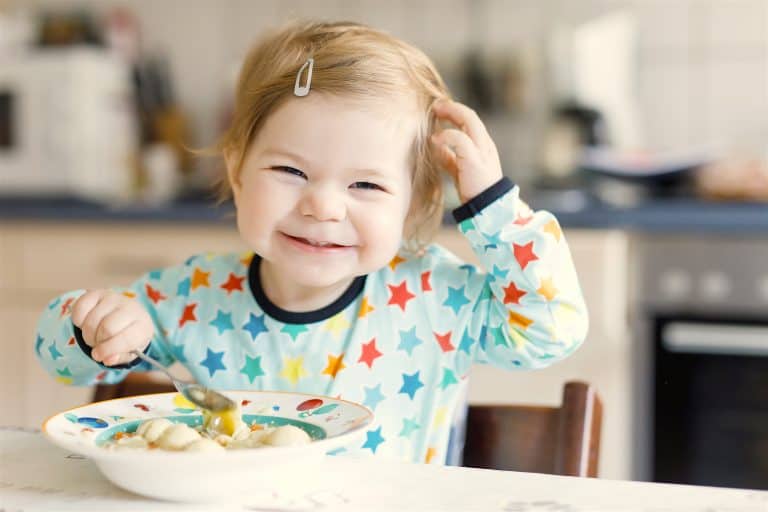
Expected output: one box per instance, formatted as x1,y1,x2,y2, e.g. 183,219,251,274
220,273,245,294
358,338,382,369
388,281,415,312
60,297,74,318
322,353,346,378
508,310,533,329
179,303,197,328
543,220,562,241
421,271,432,292
145,284,166,304
434,332,455,352
513,242,538,270
425,447,437,464
503,281,527,305
514,214,533,226
122,291,136,298
191,268,210,290
388,254,406,271
358,296,374,318
537,276,558,301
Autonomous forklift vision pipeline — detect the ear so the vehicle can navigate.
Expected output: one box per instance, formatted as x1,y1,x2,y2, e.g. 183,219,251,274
223,148,242,205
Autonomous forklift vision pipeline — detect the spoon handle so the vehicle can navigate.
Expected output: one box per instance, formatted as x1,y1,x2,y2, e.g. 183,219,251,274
131,350,175,380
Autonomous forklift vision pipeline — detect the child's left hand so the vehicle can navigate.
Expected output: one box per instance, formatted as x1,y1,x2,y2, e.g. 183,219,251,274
430,99,504,203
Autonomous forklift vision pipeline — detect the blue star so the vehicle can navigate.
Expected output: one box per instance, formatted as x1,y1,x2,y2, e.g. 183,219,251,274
492,265,509,280
149,269,163,280
200,348,227,378
362,426,385,453
209,310,234,335
399,371,424,400
443,286,470,315
459,264,476,277
184,255,197,266
169,343,187,363
478,325,489,352
484,231,503,251
459,220,475,234
243,313,268,341
363,384,386,411
35,335,44,356
458,330,475,354
177,277,191,297
48,298,60,311
397,327,423,356
48,342,62,360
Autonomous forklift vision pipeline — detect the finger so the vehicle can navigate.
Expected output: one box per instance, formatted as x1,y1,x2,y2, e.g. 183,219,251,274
434,141,460,178
432,128,480,168
93,322,151,365
79,294,122,346
94,307,139,347
432,100,490,150
70,290,103,327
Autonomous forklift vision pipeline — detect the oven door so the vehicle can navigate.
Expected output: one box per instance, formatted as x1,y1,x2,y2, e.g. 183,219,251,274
653,315,768,490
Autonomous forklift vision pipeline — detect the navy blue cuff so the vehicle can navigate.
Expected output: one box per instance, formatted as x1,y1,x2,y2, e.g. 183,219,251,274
73,324,146,370
452,177,514,223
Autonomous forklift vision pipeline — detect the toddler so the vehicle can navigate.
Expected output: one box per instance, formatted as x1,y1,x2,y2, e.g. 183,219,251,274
36,20,588,464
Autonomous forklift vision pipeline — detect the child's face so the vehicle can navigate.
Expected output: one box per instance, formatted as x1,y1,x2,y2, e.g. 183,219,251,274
227,93,417,289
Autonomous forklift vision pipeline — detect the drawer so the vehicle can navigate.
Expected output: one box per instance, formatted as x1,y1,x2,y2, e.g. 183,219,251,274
19,222,246,292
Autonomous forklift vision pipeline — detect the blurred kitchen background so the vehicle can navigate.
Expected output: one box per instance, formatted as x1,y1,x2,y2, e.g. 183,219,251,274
1,0,767,492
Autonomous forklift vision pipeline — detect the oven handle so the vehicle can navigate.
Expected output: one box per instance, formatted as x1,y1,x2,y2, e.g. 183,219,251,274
662,322,768,356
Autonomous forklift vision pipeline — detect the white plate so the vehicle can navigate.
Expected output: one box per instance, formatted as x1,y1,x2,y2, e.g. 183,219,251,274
42,390,373,502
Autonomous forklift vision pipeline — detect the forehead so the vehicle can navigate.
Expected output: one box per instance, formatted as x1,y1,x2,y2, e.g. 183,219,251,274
251,94,421,170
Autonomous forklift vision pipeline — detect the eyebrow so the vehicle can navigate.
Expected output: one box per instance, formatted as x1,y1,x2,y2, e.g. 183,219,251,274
260,148,394,180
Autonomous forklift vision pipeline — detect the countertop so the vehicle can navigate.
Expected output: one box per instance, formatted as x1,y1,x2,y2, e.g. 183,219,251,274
2,194,768,233
3,427,767,511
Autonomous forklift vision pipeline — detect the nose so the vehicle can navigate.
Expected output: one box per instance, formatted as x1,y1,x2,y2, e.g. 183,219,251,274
298,183,347,222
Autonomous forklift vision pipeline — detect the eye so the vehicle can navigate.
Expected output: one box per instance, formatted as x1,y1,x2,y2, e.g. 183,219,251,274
350,181,385,192
271,166,307,179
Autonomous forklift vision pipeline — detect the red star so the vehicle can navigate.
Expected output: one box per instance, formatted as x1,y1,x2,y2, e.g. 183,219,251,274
220,273,245,294
95,371,107,382
145,284,166,304
387,281,415,312
358,338,383,369
514,214,533,226
60,297,74,318
434,331,455,352
503,282,527,305
67,336,76,346
179,303,197,328
513,241,538,270
421,271,432,292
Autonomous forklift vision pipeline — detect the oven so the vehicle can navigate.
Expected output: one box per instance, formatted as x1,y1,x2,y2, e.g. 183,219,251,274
632,235,768,490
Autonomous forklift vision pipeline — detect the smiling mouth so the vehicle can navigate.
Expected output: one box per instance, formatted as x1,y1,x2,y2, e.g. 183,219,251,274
283,233,350,249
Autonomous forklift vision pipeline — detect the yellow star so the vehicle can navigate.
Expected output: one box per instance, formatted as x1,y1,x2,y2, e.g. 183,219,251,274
425,447,437,464
433,407,448,428
55,376,73,385
358,296,375,318
324,312,350,339
191,268,211,290
240,252,254,267
322,353,346,378
388,254,406,271
280,356,308,386
122,291,136,298
543,219,562,241
508,327,528,349
537,276,558,301
508,310,534,329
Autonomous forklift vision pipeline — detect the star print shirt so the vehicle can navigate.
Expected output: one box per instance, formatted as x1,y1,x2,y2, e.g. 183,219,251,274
35,177,588,464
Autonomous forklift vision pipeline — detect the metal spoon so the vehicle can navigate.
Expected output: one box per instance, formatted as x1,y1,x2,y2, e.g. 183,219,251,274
130,350,236,412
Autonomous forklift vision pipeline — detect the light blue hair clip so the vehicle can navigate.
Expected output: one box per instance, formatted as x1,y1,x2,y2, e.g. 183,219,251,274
294,58,314,97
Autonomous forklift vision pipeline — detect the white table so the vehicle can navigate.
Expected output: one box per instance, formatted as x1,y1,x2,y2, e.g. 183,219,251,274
1,427,766,512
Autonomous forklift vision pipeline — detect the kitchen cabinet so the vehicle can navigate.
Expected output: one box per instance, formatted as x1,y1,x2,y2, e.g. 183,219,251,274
0,222,631,479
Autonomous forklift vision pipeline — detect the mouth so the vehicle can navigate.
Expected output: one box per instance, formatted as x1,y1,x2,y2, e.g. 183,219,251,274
281,233,353,252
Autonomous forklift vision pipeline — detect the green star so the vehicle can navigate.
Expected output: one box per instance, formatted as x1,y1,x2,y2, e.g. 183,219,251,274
281,323,309,341
489,325,509,347
439,367,458,390
241,355,265,383
399,417,421,438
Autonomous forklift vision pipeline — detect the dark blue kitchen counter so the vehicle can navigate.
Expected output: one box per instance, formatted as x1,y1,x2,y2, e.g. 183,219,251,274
2,195,767,233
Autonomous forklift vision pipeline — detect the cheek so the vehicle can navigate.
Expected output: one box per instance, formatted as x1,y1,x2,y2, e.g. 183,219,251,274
236,179,292,235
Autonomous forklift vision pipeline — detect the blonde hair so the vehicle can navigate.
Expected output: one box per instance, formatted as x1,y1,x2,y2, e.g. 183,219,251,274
215,20,451,249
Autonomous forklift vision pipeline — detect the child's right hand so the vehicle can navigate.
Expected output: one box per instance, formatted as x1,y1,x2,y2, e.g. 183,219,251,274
70,290,154,366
